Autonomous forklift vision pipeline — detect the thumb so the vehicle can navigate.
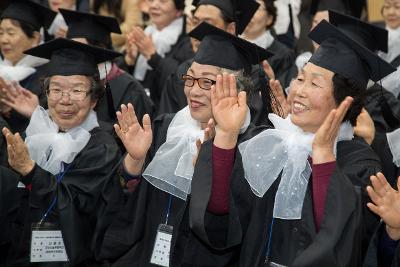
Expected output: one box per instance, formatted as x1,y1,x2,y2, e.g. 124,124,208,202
397,176,400,191
142,114,152,132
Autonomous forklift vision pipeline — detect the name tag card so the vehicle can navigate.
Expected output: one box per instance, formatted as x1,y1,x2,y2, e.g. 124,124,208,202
31,229,68,262
150,224,173,267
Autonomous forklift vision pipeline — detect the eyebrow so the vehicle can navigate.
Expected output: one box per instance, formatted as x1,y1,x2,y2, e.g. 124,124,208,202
202,72,217,77
49,81,88,87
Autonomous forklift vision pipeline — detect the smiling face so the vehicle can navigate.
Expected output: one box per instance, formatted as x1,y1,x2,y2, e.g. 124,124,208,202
146,0,182,30
0,19,40,65
383,0,400,29
184,62,220,126
47,75,97,131
290,62,337,133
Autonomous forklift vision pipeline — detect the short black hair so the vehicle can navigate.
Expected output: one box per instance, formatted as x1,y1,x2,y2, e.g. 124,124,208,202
332,73,365,126
5,18,37,38
261,0,277,30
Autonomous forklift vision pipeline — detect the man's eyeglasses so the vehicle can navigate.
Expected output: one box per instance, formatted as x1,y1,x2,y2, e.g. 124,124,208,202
181,74,216,90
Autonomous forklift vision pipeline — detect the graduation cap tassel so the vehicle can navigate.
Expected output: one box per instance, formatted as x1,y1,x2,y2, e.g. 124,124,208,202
104,62,117,121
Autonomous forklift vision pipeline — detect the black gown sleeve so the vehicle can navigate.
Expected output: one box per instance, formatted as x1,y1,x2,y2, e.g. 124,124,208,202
25,129,121,265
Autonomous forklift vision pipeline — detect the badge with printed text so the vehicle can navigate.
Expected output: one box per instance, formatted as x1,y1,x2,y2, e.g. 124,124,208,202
150,224,173,267
30,223,68,262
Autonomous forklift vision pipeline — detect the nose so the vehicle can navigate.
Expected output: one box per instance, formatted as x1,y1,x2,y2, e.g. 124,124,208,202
58,92,73,104
293,80,307,98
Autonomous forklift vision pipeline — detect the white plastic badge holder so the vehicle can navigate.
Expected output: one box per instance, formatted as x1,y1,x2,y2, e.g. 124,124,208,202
150,224,173,267
31,223,68,262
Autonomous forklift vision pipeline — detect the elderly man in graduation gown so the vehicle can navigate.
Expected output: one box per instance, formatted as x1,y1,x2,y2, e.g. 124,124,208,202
188,10,396,267
1,38,123,266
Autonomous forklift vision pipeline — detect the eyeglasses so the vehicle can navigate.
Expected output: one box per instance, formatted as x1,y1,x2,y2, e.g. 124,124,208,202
47,87,92,101
181,74,216,90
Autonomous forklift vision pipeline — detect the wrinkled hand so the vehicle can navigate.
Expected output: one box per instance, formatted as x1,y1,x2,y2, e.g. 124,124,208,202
354,108,375,145
312,96,353,164
270,78,290,118
192,118,215,167
131,27,156,60
125,32,139,65
115,103,152,175
1,81,39,118
211,73,247,149
2,127,35,176
0,77,11,115
367,173,400,240
262,60,275,80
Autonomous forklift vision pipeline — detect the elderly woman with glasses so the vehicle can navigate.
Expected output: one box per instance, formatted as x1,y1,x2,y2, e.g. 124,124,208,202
1,38,122,266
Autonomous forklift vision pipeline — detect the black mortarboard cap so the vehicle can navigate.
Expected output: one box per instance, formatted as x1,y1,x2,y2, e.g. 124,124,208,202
329,10,388,53
1,0,57,30
194,0,259,35
24,38,121,76
59,9,121,44
308,19,395,89
189,22,273,74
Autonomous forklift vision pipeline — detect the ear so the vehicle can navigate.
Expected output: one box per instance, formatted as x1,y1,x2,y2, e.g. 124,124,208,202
265,13,274,29
31,31,41,47
226,22,236,35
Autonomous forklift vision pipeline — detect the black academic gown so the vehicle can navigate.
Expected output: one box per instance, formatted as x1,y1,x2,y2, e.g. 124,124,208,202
5,127,121,267
5,64,48,134
96,70,154,125
267,39,298,89
189,136,381,266
97,114,266,266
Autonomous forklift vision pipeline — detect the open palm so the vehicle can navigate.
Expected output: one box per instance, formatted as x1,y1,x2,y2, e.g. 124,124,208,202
114,103,152,161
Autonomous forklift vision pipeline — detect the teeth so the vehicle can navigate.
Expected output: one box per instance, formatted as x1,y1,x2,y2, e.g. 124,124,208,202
294,102,308,111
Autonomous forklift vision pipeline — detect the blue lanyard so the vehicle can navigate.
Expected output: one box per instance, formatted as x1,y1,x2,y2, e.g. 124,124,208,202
164,195,173,225
38,163,72,224
264,217,275,263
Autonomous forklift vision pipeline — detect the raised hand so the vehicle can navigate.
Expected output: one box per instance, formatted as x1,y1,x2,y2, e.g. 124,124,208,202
367,173,400,240
270,78,290,118
0,81,39,118
262,60,275,80
2,127,35,176
114,103,152,175
125,32,139,66
211,73,247,149
131,27,156,60
312,96,353,164
354,108,375,145
193,118,215,167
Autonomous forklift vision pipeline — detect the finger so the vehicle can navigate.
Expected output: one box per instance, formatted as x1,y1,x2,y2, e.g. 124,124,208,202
207,118,215,138
397,176,400,192
366,202,381,216
222,73,230,97
335,97,353,125
1,98,16,108
114,123,124,140
215,75,223,100
376,172,393,193
142,114,152,133
229,74,237,97
366,185,383,206
210,85,217,108
238,91,247,108
204,128,210,141
263,60,275,80
120,104,130,130
370,174,386,198
116,111,125,132
127,103,138,126
318,109,336,137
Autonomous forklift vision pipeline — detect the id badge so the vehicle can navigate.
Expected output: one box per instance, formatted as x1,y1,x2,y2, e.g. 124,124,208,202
30,223,68,262
150,224,173,267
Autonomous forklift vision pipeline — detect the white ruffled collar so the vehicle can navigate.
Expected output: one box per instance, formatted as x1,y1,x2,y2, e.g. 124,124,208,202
25,106,99,175
239,113,354,219
0,55,48,82
143,105,251,200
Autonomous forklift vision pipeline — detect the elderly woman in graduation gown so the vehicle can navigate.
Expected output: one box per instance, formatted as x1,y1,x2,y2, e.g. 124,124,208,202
97,22,273,266
188,11,397,267
0,1,56,133
1,38,122,266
